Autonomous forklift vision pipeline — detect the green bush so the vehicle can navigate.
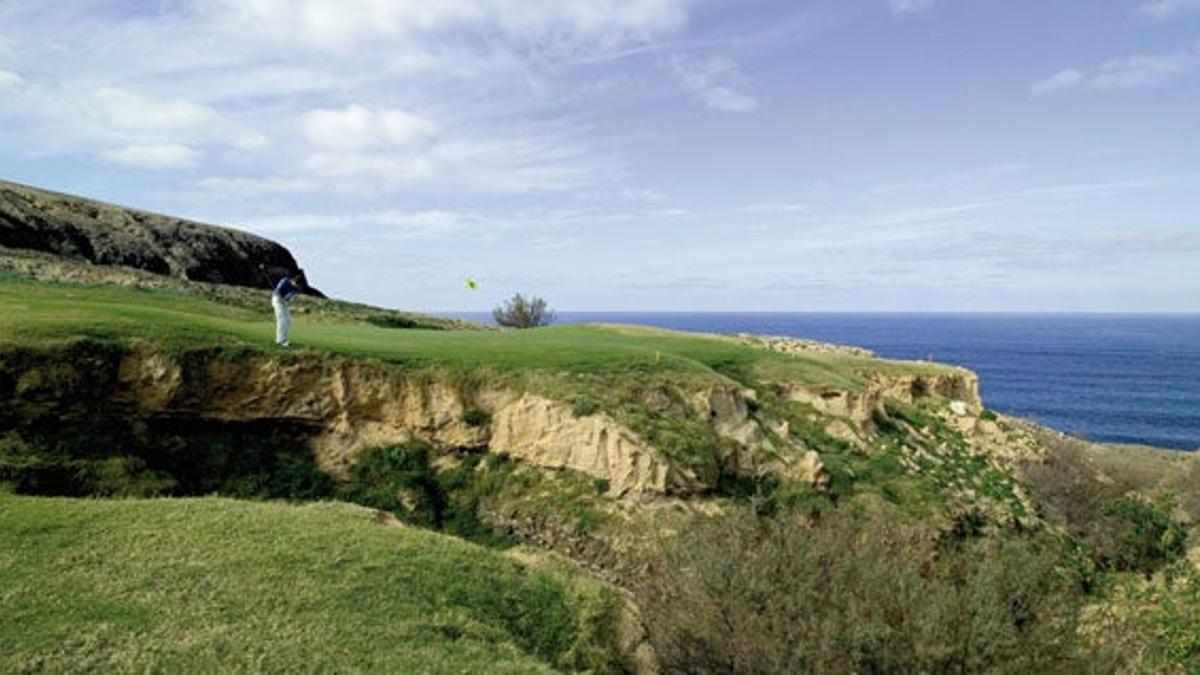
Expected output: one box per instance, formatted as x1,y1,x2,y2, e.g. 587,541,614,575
980,409,999,422
492,293,555,329
571,397,601,418
1088,561,1200,671
1021,443,1188,576
341,444,513,547
1094,496,1188,575
365,314,420,329
460,408,490,427
633,510,1084,673
340,443,444,528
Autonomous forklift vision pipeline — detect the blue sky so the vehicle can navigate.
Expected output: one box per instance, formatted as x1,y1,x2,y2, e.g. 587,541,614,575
0,0,1197,312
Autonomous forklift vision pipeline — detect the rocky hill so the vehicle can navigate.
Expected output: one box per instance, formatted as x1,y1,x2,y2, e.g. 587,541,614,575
0,179,319,295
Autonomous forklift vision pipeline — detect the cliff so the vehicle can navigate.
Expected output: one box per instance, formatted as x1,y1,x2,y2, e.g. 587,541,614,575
2,182,1198,673
0,179,320,295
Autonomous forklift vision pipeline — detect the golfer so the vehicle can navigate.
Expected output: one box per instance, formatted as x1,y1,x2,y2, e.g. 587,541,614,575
272,271,305,347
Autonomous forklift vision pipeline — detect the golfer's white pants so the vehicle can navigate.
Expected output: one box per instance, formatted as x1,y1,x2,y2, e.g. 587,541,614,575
272,294,290,344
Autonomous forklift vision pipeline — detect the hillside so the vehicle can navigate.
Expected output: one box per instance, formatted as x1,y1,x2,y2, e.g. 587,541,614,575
1,226,1198,670
0,179,317,294
0,494,643,672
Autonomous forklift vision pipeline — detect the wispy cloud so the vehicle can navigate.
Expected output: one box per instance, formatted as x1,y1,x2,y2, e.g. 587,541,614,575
1030,69,1085,96
100,144,203,170
1136,0,1200,20
888,0,938,15
671,55,759,112
1033,43,1200,94
197,0,691,54
0,0,692,194
741,201,810,214
245,209,483,238
301,105,438,151
0,69,22,88
193,176,320,198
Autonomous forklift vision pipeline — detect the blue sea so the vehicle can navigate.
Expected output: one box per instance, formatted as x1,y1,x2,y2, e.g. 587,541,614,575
446,312,1200,451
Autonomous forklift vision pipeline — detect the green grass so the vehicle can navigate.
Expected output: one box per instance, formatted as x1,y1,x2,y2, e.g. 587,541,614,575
0,275,946,388
0,493,625,673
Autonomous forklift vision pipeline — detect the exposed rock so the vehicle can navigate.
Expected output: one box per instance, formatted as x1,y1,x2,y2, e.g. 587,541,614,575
113,347,487,475
781,450,828,488
825,419,864,446
733,333,876,358
0,179,321,295
490,394,704,498
699,385,766,448
692,384,828,487
784,369,981,427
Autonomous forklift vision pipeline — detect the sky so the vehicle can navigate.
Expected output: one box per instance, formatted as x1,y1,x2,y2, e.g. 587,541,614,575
0,0,1197,312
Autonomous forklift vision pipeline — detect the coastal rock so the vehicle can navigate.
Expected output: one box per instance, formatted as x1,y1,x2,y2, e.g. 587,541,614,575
784,370,982,428
733,333,876,358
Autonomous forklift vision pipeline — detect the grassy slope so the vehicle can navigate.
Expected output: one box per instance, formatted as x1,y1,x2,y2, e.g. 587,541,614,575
0,494,620,673
0,274,947,390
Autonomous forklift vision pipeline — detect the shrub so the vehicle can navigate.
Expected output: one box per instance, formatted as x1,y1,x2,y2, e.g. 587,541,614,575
341,444,514,547
340,443,444,528
571,397,601,418
980,409,999,422
460,408,490,427
365,314,419,329
493,293,555,329
632,510,1083,673
1094,496,1188,575
1020,442,1188,576
1088,561,1200,671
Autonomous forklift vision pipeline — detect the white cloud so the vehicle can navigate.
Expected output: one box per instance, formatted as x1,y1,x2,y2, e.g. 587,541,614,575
1030,69,1084,96
198,0,690,53
1033,43,1200,94
742,202,811,214
0,82,266,157
1137,0,1200,19
244,209,485,238
301,105,438,150
90,87,222,135
0,0,696,195
671,56,759,113
299,128,600,194
195,176,319,197
889,0,938,15
100,144,202,170
1091,49,1199,89
0,69,22,88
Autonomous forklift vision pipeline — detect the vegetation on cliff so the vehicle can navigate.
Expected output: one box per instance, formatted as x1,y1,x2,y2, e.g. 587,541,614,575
0,252,1198,672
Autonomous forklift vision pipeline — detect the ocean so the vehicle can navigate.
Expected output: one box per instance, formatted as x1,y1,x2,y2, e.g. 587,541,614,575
445,312,1200,451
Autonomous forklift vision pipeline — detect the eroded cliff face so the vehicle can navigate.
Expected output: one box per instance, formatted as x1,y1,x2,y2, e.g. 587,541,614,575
784,370,980,425
1,341,988,501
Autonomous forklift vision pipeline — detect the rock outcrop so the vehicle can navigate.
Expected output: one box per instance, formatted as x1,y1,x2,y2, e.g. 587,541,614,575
0,179,319,294
489,393,705,497
784,369,980,427
0,338,990,505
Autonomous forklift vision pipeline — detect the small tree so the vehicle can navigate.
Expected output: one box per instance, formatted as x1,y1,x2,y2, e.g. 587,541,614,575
493,293,555,329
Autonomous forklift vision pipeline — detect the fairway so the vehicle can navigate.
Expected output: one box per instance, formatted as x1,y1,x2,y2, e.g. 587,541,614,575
0,275,948,390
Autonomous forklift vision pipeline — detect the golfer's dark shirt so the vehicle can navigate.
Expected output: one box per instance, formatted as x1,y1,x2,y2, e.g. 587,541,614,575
274,278,300,301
